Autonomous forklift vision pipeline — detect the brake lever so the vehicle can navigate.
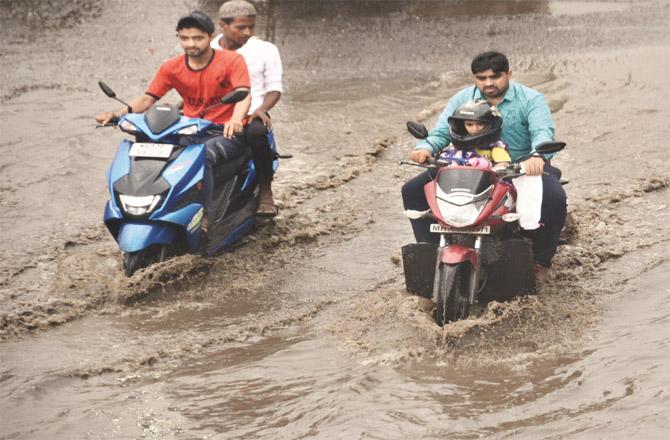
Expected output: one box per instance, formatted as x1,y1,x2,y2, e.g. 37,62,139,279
399,160,439,170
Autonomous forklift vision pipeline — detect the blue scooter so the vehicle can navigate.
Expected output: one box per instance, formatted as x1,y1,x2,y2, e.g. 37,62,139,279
97,81,282,276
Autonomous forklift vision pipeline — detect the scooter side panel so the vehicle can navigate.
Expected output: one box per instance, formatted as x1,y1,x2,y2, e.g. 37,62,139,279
108,140,133,198
158,203,204,251
117,222,177,253
104,200,122,221
476,184,510,226
205,195,257,255
423,181,443,224
155,144,205,216
240,160,257,192
207,216,256,255
105,141,131,241
268,129,280,173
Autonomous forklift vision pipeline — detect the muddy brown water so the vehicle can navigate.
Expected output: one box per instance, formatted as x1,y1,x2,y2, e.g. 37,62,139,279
1,0,670,438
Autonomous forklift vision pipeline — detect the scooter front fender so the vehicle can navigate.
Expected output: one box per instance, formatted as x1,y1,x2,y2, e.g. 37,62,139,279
440,244,478,268
117,222,177,253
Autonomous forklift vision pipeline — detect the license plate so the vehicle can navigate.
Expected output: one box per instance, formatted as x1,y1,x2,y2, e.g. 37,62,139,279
430,223,491,235
129,142,174,158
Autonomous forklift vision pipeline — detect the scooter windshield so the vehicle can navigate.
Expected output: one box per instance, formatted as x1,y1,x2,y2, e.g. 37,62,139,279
436,167,495,196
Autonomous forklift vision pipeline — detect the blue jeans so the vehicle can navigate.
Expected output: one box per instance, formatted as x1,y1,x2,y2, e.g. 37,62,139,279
400,164,567,267
180,132,247,216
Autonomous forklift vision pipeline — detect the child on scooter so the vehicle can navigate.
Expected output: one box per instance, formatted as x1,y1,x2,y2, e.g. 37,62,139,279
439,99,511,169
443,99,542,230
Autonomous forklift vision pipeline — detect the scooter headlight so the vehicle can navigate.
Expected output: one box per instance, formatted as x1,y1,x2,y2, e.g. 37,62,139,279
435,186,492,228
437,196,487,227
119,194,162,216
119,120,140,134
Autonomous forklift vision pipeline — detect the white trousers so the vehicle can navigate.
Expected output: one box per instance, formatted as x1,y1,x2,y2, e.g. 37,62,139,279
512,175,543,230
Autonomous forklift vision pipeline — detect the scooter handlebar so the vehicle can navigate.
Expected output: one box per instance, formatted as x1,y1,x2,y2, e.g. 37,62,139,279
399,160,437,169
95,119,119,128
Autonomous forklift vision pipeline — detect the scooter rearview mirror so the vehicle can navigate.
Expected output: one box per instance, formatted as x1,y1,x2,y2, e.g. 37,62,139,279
535,141,566,155
98,81,116,98
406,121,429,139
98,81,133,113
220,88,250,105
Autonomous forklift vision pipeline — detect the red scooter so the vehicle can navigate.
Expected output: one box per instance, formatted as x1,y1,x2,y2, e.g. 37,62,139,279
401,122,566,325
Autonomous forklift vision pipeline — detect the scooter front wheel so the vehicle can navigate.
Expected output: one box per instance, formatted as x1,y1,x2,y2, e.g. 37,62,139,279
123,250,151,277
123,248,159,277
122,244,176,277
434,262,472,326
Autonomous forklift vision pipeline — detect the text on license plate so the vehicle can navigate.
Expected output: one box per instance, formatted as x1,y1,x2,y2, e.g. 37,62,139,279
430,224,491,234
129,143,174,158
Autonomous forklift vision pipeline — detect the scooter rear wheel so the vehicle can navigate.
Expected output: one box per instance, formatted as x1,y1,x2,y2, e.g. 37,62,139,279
435,263,471,326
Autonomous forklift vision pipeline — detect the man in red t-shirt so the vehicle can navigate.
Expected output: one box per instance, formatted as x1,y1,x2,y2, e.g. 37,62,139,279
95,11,251,231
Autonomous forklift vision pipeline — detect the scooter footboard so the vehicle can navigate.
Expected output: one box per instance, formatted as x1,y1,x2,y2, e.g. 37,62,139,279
480,238,536,302
401,243,438,298
117,222,177,253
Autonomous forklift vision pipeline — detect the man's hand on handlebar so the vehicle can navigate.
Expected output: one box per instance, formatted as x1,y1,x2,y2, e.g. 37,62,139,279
409,149,433,164
95,111,118,125
522,156,545,176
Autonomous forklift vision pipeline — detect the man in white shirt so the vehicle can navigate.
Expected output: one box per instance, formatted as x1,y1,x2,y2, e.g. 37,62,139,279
213,0,283,217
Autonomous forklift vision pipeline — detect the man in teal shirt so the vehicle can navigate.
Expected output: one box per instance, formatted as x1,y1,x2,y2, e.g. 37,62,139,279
402,51,566,272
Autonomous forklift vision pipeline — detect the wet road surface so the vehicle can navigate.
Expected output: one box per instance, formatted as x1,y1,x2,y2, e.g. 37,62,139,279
1,0,670,438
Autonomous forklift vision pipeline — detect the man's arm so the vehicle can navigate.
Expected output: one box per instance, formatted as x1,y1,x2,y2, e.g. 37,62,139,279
222,52,252,138
250,91,281,128
223,93,252,138
523,93,556,176
95,94,157,124
527,93,555,150
251,43,283,128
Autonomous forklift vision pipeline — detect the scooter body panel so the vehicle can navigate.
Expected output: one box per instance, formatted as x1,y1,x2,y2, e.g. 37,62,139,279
158,203,204,251
157,144,205,213
122,113,212,142
117,221,177,253
440,244,478,267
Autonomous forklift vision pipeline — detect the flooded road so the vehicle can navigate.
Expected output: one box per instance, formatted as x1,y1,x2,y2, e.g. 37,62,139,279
1,0,670,438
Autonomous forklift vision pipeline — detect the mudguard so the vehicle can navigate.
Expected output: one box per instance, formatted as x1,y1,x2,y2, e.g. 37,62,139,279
117,222,177,253
440,244,478,267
